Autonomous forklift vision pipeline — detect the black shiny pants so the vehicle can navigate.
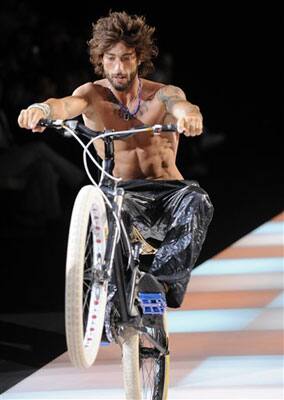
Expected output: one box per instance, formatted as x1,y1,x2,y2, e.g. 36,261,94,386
118,179,214,308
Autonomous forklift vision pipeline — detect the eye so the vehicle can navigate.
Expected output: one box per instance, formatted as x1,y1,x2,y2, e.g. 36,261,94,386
105,55,115,61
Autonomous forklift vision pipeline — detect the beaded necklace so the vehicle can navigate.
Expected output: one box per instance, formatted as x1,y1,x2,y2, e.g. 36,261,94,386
117,79,142,121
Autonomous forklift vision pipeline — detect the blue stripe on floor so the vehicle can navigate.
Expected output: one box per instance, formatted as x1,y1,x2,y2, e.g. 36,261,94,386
252,221,284,234
267,291,284,308
168,308,263,333
193,257,283,276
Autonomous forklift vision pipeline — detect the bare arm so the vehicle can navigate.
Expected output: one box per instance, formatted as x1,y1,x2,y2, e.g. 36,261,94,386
156,85,203,136
18,83,92,132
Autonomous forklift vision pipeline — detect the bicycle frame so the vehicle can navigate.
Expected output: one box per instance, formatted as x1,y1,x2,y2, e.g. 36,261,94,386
38,118,176,352
90,132,138,325
100,162,169,354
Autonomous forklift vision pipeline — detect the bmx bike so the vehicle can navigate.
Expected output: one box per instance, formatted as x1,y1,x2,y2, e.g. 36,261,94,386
39,118,178,400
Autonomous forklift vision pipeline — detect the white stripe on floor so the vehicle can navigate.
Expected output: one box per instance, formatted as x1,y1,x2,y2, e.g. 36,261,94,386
193,257,283,275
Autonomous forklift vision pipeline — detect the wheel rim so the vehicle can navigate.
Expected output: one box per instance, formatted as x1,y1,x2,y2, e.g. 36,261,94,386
82,214,106,352
65,185,108,368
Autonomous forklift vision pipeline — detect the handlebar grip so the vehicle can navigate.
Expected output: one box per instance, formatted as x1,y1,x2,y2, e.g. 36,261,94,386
37,119,74,138
161,124,177,132
38,118,53,127
37,118,65,128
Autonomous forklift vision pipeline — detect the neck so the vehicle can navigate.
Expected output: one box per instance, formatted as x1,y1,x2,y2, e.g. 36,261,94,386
112,76,140,107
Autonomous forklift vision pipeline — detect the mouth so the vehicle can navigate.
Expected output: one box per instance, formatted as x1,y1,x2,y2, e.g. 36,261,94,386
113,75,127,81
109,75,131,91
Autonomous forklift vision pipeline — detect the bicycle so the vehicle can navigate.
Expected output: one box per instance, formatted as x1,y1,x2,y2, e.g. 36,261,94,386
39,118,178,400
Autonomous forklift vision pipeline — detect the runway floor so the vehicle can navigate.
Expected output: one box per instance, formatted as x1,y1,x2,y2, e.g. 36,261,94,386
1,212,283,399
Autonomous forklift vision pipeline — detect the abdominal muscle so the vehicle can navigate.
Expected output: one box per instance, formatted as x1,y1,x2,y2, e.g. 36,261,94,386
112,136,183,180
82,120,184,180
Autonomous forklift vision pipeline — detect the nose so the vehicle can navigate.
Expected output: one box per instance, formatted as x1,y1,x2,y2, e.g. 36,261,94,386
113,59,124,73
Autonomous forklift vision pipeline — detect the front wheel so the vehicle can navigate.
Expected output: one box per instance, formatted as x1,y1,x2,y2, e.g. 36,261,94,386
65,185,108,368
122,315,170,400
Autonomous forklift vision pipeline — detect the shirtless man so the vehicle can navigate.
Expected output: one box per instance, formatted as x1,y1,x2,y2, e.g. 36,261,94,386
18,11,213,307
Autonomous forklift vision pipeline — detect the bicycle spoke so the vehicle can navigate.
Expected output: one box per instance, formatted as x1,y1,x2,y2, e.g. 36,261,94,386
84,243,93,264
142,357,155,398
82,218,94,332
83,286,91,311
84,267,93,274
138,326,166,400
83,280,92,290
83,297,90,329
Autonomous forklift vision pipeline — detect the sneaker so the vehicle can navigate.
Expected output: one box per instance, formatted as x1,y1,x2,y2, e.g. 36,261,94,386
138,273,165,294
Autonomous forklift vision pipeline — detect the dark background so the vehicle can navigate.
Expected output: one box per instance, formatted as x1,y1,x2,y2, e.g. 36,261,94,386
0,1,282,392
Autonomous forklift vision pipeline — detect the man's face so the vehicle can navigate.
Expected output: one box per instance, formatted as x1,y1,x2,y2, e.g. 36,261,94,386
102,42,139,91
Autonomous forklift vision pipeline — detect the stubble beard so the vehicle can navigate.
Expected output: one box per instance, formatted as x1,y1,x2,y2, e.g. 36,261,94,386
105,68,138,92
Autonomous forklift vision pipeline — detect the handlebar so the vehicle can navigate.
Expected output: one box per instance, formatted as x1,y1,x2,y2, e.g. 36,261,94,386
38,119,177,139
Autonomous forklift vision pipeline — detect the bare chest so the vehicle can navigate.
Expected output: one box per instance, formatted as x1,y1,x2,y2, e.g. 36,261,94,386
85,95,167,130
83,94,176,148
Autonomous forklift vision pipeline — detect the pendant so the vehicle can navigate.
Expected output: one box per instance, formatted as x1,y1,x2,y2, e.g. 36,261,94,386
116,78,142,121
123,111,130,121
119,108,131,121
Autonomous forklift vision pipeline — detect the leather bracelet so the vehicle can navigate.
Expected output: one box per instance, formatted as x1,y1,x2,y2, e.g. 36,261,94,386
27,103,51,118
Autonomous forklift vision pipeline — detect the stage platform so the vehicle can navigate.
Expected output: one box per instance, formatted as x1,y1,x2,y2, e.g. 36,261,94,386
2,213,283,399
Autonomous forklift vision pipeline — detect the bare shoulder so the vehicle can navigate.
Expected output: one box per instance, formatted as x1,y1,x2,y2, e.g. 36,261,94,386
72,82,95,96
155,84,186,102
93,79,115,99
140,78,164,100
93,78,108,88
142,78,164,90
72,81,111,103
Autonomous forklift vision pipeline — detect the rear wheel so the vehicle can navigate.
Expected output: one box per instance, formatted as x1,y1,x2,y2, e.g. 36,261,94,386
122,315,169,400
65,185,108,368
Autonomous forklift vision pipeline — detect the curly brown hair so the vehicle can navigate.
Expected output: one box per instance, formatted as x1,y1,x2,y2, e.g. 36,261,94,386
88,11,158,77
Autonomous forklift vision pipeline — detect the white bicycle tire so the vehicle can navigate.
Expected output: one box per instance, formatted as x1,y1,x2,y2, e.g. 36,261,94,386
65,185,108,368
122,314,170,400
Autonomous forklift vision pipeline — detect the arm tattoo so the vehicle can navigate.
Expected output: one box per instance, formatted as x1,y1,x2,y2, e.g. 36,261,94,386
156,85,186,113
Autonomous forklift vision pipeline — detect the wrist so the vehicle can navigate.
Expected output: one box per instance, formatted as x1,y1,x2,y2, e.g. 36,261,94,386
173,102,201,118
188,105,200,114
27,103,51,118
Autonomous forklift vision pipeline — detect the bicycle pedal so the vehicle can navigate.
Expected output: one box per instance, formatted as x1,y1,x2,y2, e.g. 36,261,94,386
100,341,110,346
138,292,167,315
